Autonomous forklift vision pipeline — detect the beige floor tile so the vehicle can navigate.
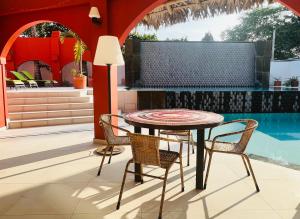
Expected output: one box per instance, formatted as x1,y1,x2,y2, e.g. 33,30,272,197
207,210,282,219
3,183,85,215
0,184,37,215
276,210,300,219
0,125,299,219
71,209,141,219
256,180,300,210
0,215,71,219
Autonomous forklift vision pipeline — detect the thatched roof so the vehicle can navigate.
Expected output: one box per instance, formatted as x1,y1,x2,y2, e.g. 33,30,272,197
142,0,273,29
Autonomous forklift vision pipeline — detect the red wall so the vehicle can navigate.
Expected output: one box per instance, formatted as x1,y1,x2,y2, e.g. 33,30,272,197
0,0,299,139
6,31,92,82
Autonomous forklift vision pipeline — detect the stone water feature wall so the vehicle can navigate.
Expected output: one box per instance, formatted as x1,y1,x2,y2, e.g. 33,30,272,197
125,40,272,87
136,90,300,113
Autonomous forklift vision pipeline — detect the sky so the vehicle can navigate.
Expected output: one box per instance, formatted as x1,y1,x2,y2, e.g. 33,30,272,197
135,12,244,41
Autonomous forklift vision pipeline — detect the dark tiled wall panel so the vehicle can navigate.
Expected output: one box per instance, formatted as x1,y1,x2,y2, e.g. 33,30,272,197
139,42,256,87
162,91,300,113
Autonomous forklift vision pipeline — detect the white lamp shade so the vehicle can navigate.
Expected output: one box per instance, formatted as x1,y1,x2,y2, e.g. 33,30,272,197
93,36,124,66
89,6,100,18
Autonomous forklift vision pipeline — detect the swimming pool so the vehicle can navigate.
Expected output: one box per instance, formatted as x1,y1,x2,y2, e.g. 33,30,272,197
206,113,300,167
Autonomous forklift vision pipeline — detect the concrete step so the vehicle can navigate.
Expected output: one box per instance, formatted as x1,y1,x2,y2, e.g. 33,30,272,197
8,102,93,113
8,116,94,129
8,96,91,105
87,89,93,95
9,109,93,120
7,90,84,98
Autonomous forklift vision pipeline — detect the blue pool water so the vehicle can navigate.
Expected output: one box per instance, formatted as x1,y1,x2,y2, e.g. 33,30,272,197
207,113,300,167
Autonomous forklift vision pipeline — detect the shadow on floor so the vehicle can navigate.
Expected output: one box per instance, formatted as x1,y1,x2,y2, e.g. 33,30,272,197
0,141,96,170
293,203,300,219
0,138,260,219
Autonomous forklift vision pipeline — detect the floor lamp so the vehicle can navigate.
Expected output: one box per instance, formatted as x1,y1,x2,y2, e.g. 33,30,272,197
93,36,125,155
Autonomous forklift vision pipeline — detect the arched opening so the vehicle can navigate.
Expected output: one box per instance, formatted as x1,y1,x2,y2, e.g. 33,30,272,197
17,60,52,80
119,0,300,171
1,20,94,129
2,21,91,85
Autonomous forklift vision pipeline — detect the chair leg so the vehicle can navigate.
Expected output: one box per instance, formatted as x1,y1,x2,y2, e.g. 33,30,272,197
187,139,190,166
204,151,213,189
108,146,114,164
116,160,131,210
97,146,108,176
179,155,185,192
203,150,208,171
167,135,170,151
158,169,169,219
190,132,195,154
244,154,260,192
241,155,250,176
140,164,144,184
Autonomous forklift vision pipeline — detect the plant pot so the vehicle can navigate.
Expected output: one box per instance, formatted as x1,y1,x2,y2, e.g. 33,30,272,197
274,80,281,87
291,80,299,87
73,76,87,89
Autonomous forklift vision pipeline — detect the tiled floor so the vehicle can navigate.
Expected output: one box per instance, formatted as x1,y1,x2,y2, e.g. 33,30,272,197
0,124,299,219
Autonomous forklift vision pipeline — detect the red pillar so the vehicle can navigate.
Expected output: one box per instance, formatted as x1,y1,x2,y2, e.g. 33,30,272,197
0,58,7,127
50,31,61,82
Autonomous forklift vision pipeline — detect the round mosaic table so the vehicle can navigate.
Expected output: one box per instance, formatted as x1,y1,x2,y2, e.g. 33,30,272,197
124,109,224,190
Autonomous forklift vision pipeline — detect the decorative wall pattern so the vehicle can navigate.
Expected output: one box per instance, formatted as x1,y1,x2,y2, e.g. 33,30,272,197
139,42,256,87
164,91,300,113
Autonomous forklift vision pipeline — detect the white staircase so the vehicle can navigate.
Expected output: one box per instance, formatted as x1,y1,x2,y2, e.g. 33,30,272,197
7,89,94,129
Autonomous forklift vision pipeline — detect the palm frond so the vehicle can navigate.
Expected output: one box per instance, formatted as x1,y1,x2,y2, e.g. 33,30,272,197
143,0,274,29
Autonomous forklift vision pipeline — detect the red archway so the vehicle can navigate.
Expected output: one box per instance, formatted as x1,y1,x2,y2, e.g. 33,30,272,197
0,0,299,140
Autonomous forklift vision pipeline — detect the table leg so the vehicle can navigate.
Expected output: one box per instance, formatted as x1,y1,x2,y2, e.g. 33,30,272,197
149,128,155,135
196,128,205,190
134,126,142,182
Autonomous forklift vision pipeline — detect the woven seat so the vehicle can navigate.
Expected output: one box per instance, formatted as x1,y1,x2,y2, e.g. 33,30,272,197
205,140,241,153
159,150,179,169
204,119,260,192
97,114,130,177
159,129,195,166
116,133,184,219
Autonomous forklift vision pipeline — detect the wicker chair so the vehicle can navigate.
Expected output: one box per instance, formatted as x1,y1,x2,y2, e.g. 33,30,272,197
159,130,195,166
97,114,131,176
116,133,185,219
204,119,260,192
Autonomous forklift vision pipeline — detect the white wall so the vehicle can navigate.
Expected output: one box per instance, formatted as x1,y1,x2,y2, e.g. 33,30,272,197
270,60,300,85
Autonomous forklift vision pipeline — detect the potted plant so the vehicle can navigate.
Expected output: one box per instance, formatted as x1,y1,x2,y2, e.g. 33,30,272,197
285,76,299,87
273,77,282,87
71,69,87,89
290,76,299,87
60,31,88,89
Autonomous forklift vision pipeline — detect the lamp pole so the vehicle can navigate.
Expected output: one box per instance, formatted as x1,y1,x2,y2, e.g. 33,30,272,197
107,63,112,113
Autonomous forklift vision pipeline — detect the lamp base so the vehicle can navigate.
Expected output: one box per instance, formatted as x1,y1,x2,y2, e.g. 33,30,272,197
92,17,101,25
96,145,125,155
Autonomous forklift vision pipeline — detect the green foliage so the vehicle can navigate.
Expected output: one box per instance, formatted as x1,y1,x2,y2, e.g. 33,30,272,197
222,6,300,60
128,32,158,41
202,32,214,41
21,22,69,38
60,31,87,76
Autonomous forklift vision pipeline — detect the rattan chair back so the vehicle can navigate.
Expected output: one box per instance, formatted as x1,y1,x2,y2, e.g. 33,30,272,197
238,119,258,152
128,133,161,166
100,114,116,145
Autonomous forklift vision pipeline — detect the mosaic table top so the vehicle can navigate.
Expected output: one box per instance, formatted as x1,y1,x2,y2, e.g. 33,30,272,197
124,109,224,130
